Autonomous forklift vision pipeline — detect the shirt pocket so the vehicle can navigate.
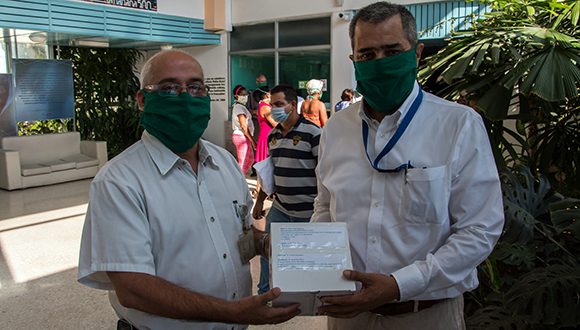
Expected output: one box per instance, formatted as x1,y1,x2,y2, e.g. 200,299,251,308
399,165,450,224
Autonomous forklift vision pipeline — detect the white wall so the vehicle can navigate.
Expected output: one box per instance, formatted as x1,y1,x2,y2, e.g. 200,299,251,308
184,38,230,148
157,0,204,19
231,0,432,24
331,13,356,106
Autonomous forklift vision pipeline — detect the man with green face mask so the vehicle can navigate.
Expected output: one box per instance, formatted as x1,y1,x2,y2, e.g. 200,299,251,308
78,50,300,329
312,2,504,330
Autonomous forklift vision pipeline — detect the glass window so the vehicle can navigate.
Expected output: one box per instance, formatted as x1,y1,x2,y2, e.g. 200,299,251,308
278,17,331,48
230,23,275,51
279,50,330,105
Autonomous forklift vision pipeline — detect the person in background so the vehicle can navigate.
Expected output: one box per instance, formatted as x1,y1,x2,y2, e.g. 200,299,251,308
231,85,256,176
297,95,305,115
253,86,276,203
301,79,328,127
312,2,504,329
252,84,321,295
254,86,276,165
334,88,354,112
246,74,269,157
256,74,268,88
78,50,300,330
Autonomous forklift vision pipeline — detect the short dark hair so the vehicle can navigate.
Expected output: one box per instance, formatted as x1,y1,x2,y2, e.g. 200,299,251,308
255,86,270,100
232,84,246,96
349,2,417,49
271,84,298,104
341,88,354,101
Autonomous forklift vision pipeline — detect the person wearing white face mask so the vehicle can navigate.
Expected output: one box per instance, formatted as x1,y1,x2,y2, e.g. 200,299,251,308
252,84,321,295
231,85,256,176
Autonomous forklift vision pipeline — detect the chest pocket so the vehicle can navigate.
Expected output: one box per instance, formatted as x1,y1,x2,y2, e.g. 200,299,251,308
399,165,450,224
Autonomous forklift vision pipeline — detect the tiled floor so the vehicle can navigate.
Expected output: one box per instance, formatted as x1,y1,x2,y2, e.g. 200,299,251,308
0,179,326,329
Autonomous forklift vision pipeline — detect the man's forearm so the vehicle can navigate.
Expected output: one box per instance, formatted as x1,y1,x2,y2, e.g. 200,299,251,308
108,272,240,323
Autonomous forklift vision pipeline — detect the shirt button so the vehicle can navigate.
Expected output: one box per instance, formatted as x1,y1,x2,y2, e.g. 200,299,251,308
210,217,215,222
371,237,377,243
223,253,227,259
373,202,379,208
380,133,385,138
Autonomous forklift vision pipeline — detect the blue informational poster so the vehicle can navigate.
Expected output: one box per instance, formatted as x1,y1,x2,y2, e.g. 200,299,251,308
14,59,74,122
0,74,17,137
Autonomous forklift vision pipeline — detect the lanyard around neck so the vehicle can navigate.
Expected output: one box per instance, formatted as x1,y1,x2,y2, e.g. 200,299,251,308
362,89,423,173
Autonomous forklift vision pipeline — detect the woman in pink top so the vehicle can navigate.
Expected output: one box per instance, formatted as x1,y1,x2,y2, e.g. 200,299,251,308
254,86,277,162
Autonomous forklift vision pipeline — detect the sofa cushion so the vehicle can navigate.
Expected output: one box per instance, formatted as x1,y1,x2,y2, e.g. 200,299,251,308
0,132,81,165
61,154,99,169
39,159,76,172
21,163,52,177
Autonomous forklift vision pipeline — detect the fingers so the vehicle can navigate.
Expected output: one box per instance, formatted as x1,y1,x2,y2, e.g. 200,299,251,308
317,301,360,318
319,293,357,306
258,287,281,305
266,303,301,324
252,209,262,219
343,269,369,284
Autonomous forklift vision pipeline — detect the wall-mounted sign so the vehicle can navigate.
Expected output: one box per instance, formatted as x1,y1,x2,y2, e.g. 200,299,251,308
83,0,157,12
14,59,74,122
205,77,226,103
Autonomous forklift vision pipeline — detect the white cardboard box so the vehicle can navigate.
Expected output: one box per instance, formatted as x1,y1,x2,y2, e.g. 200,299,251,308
270,222,356,315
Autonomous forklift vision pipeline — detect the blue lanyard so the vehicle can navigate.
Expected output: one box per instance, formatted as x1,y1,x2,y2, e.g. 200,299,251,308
362,89,423,173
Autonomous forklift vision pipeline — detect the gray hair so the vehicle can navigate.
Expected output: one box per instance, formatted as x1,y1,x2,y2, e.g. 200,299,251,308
139,49,197,88
349,2,417,49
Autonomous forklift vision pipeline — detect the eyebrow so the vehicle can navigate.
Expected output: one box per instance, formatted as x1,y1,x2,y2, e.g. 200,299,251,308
357,43,401,53
156,77,204,85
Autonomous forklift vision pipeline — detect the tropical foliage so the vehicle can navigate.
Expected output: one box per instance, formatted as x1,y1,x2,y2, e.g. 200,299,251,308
419,0,580,328
57,46,143,158
419,0,580,197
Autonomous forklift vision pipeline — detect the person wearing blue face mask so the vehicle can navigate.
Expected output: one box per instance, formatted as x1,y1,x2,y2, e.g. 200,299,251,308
78,50,300,330
252,84,321,295
312,2,504,330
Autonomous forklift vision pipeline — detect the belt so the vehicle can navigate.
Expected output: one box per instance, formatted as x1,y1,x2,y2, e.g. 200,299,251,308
371,299,445,316
117,319,139,330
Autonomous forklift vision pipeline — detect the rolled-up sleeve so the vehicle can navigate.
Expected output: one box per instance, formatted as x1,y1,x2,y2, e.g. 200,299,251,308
78,178,155,290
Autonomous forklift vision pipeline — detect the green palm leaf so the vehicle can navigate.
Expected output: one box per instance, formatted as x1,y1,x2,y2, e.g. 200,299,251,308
505,264,580,326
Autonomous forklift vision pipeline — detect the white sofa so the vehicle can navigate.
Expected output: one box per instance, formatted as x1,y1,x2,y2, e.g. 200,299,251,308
0,132,107,190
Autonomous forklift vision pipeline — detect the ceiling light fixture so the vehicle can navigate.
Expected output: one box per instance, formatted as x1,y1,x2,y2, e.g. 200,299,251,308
73,39,110,48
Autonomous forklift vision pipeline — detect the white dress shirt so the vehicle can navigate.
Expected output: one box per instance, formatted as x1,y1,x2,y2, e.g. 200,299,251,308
311,83,504,301
78,131,252,330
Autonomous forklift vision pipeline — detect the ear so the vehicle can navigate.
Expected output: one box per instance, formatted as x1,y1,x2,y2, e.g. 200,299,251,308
136,90,145,111
415,43,425,65
349,54,354,62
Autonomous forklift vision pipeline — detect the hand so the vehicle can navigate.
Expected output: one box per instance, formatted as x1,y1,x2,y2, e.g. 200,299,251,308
252,226,270,258
317,270,400,318
233,288,301,324
252,199,265,219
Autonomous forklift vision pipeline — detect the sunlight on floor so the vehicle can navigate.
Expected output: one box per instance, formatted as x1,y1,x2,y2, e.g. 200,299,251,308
0,207,87,283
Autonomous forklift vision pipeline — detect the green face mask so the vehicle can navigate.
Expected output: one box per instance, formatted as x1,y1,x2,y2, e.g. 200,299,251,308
257,81,268,87
140,92,211,153
354,47,418,114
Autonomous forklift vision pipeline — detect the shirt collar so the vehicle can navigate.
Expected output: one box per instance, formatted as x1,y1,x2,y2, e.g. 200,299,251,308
142,131,219,176
358,81,420,127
